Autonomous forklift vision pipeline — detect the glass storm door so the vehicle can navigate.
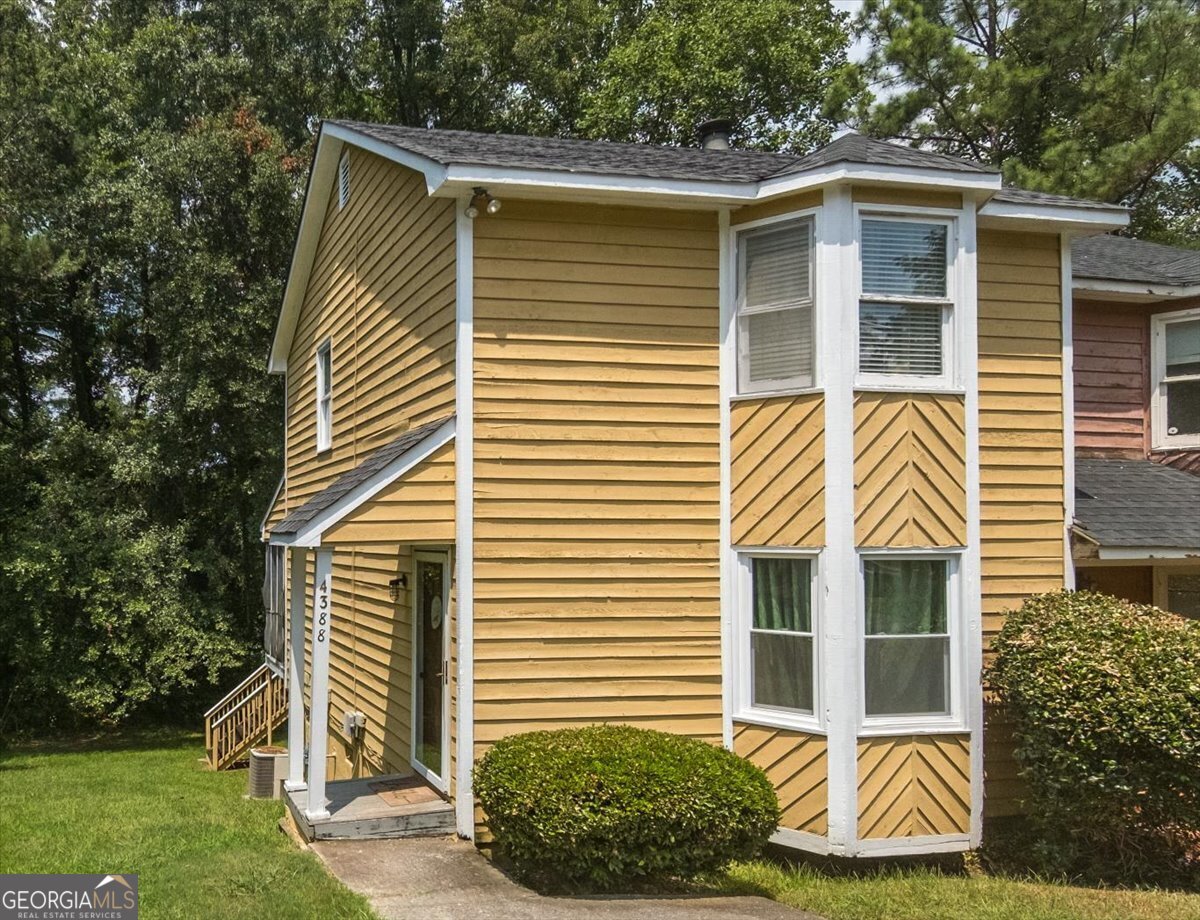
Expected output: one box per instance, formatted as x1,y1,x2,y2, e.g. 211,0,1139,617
413,552,448,787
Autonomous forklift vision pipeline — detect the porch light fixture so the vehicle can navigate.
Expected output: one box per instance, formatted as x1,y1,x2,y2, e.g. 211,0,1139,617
465,186,501,219
388,574,408,603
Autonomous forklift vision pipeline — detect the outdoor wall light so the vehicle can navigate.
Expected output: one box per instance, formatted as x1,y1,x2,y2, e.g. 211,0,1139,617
388,574,408,603
465,186,501,218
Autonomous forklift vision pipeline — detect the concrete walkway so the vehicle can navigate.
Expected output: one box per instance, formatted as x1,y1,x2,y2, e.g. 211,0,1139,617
312,836,819,920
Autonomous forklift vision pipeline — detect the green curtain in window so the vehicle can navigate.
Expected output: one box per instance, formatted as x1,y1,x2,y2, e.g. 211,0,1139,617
753,557,811,632
864,559,947,635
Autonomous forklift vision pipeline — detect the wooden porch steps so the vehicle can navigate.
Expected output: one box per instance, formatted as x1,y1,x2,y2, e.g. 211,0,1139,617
204,662,287,770
284,773,455,841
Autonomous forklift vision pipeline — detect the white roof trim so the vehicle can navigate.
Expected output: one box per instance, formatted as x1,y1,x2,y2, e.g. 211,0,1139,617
1096,545,1200,561
977,196,1128,233
1073,277,1200,302
268,417,456,548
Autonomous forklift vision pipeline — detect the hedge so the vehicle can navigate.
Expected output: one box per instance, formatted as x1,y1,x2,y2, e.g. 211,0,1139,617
473,724,780,890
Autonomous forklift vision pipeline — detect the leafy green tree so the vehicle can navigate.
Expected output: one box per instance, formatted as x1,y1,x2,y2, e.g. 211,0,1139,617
848,0,1200,242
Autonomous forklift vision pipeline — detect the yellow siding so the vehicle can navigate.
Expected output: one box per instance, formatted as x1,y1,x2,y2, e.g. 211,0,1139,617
282,148,456,516
734,722,828,835
857,734,971,838
472,199,722,754
731,190,822,225
323,441,455,544
852,187,963,209
853,393,967,547
977,228,1065,817
731,394,825,546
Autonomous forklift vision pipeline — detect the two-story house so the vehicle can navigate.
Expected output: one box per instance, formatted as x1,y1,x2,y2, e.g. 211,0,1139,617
254,120,1129,858
1070,235,1200,618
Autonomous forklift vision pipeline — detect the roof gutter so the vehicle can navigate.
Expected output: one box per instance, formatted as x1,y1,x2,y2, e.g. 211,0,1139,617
1073,277,1200,302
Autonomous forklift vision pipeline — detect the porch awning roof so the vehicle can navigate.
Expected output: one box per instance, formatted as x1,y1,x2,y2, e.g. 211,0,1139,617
1074,457,1200,560
269,415,455,547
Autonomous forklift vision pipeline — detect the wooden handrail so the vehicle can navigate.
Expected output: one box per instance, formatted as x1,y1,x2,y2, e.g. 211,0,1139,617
204,664,287,770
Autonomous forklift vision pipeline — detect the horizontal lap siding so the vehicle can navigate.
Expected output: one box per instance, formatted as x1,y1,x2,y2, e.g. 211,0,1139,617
283,150,457,783
1073,300,1147,456
472,200,722,760
978,229,1065,817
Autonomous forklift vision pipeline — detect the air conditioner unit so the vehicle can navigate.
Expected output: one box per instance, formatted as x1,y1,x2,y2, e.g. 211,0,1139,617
248,746,289,799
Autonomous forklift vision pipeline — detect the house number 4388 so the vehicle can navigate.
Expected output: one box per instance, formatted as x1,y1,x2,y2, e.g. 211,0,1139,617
317,580,330,644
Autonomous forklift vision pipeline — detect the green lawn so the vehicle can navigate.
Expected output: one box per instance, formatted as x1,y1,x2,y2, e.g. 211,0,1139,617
0,729,375,920
713,857,1200,920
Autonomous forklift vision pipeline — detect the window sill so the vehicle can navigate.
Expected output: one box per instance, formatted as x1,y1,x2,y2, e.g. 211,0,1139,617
733,708,825,736
731,385,824,402
854,383,965,397
1150,442,1200,454
858,719,968,737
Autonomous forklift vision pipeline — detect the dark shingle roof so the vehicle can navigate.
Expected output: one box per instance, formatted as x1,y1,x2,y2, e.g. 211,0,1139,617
332,120,796,183
1072,235,1200,287
273,415,454,537
768,132,996,178
992,187,1118,211
329,122,995,184
1075,458,1200,549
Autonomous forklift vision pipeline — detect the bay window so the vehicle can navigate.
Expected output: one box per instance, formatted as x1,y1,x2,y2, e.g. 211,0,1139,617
738,554,819,725
736,217,816,393
862,556,956,723
857,217,953,386
1152,309,1200,449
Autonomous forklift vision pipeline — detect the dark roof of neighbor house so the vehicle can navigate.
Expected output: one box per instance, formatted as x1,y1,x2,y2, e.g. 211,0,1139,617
1072,234,1200,287
1074,458,1200,549
272,415,454,537
329,121,998,184
990,186,1117,211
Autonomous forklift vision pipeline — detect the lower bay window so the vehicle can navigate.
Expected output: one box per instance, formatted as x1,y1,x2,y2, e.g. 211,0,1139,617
860,553,961,730
736,553,819,728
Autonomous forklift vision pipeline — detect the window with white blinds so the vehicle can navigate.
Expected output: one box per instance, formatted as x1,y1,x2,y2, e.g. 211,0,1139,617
857,217,952,383
736,218,815,393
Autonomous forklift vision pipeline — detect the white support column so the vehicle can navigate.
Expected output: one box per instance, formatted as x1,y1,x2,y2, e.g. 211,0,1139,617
820,184,858,856
305,548,333,822
1060,233,1077,590
284,546,308,792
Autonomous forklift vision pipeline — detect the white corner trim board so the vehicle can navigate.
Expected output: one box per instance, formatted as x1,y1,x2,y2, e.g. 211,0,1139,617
717,208,736,752
454,192,477,840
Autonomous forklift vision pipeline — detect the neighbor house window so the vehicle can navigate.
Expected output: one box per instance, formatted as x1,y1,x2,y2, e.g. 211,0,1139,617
1152,309,1200,449
738,555,818,724
338,151,351,210
1167,572,1200,620
862,556,955,721
857,217,953,385
316,339,332,451
736,217,815,393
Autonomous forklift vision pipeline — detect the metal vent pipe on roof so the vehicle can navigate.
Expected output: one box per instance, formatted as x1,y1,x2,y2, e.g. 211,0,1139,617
697,118,734,150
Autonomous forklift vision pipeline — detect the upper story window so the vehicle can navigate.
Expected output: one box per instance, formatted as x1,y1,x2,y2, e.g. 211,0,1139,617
857,217,953,388
316,339,333,452
1152,308,1200,449
338,151,351,210
736,217,815,394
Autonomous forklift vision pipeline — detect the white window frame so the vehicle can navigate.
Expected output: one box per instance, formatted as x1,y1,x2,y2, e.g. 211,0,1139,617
733,548,824,733
733,209,821,397
1151,306,1200,450
857,549,966,734
338,150,351,210
316,338,332,452
854,208,958,391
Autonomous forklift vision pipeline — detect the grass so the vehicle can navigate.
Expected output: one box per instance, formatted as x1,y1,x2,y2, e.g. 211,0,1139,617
0,728,375,920
710,855,1200,920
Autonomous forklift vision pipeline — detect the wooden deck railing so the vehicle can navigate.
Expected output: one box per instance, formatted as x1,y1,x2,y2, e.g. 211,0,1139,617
204,663,287,770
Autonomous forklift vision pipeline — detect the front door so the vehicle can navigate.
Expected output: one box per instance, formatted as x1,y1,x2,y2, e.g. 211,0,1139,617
413,551,449,789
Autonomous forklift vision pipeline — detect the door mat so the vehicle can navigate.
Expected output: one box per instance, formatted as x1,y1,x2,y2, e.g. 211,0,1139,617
369,776,442,807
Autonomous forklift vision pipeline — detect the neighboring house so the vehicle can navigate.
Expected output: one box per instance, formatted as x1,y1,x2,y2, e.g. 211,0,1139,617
1070,235,1200,617
259,120,1128,858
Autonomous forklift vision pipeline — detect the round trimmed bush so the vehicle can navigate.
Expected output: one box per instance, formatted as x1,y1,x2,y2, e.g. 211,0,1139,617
987,590,1200,875
472,724,780,890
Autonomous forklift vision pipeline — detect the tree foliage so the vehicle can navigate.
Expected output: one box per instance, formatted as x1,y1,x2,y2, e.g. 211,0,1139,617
0,0,852,734
848,0,1200,244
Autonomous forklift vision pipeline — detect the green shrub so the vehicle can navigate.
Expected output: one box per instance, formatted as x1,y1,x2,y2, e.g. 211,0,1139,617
472,724,780,890
987,590,1200,879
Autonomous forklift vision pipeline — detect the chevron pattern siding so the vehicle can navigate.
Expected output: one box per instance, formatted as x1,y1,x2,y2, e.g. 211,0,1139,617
854,393,967,547
857,734,971,839
733,721,828,835
731,394,825,547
